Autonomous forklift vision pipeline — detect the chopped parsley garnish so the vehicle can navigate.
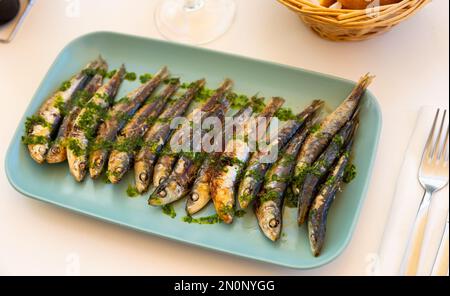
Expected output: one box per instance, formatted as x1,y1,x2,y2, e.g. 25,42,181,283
182,214,222,225
284,187,298,208
259,190,279,203
124,72,137,81
106,69,117,79
250,96,266,113
332,135,345,147
195,87,214,102
139,73,153,84
309,123,321,134
126,184,140,197
162,205,177,218
82,68,97,77
234,210,246,218
54,95,66,115
275,107,296,121
343,163,357,184
24,115,48,132
66,138,85,156
21,135,48,145
59,81,71,92
227,93,249,110
164,78,180,85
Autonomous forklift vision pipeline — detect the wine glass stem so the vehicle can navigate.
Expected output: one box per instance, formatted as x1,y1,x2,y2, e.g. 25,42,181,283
183,0,205,11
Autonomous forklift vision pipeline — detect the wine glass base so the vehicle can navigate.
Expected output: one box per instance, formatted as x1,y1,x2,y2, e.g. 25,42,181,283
155,0,236,45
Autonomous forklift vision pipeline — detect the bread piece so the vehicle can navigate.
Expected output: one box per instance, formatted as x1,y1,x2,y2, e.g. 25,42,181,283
320,0,338,7
339,0,402,10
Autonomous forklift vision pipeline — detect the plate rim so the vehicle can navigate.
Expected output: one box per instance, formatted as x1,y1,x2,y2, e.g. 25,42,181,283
4,30,383,269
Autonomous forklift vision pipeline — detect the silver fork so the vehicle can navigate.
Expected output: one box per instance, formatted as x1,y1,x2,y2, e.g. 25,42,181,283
401,109,449,276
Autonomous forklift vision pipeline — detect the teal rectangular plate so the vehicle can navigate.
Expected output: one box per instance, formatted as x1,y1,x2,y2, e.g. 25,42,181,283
5,31,381,269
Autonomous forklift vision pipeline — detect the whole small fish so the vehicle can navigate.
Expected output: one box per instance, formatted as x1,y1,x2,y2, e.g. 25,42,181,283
238,100,323,209
292,74,373,197
67,65,126,182
107,80,180,184
46,70,106,163
89,67,169,179
152,79,233,188
134,79,205,194
149,102,230,206
186,106,254,215
297,117,358,225
308,140,353,257
25,57,104,164
255,125,311,242
211,97,284,224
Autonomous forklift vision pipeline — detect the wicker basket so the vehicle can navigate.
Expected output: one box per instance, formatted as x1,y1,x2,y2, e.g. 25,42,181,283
278,0,430,41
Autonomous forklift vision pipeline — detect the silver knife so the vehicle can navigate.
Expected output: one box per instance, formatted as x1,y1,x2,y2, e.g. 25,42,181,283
431,213,449,276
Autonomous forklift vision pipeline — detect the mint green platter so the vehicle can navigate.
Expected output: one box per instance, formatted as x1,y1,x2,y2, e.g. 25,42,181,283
5,31,381,269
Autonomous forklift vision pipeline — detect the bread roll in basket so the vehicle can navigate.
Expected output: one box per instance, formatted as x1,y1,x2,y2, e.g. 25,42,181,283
278,0,430,41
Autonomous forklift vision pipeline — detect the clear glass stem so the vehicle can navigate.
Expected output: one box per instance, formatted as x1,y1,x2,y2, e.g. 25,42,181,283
155,0,236,45
184,0,204,11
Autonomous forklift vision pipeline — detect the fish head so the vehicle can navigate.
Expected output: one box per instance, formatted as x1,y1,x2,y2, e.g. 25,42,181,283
28,144,48,164
68,154,88,182
186,183,210,215
107,151,130,184
134,161,151,194
152,162,170,188
89,151,107,179
149,178,184,206
256,201,282,241
46,144,66,163
238,178,256,209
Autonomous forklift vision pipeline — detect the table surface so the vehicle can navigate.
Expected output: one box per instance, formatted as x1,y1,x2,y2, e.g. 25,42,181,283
0,0,448,276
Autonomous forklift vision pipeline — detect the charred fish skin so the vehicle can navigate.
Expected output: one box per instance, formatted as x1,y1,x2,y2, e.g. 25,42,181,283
46,71,106,164
152,153,176,189
149,153,203,206
149,102,230,206
255,124,311,241
107,81,180,184
186,157,213,215
238,100,324,209
89,66,169,179
26,57,105,164
293,74,373,196
135,79,206,194
186,106,254,215
152,79,233,188
211,97,284,224
67,65,127,182
297,118,358,225
308,140,353,257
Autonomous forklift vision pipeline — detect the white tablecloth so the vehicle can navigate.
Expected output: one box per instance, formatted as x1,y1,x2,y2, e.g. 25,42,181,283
0,0,448,275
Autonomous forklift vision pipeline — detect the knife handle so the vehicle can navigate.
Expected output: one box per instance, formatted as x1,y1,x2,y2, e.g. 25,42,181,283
431,214,449,276
401,190,433,276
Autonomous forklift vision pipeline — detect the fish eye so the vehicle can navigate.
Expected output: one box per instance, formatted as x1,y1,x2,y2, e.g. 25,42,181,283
191,193,199,201
38,146,46,154
115,167,123,174
269,219,279,228
139,172,148,182
159,177,166,185
51,147,60,154
159,190,167,198
79,162,86,170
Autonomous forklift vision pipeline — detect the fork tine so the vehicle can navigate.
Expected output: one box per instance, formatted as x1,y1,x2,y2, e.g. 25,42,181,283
442,125,449,162
424,109,440,161
432,110,447,161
